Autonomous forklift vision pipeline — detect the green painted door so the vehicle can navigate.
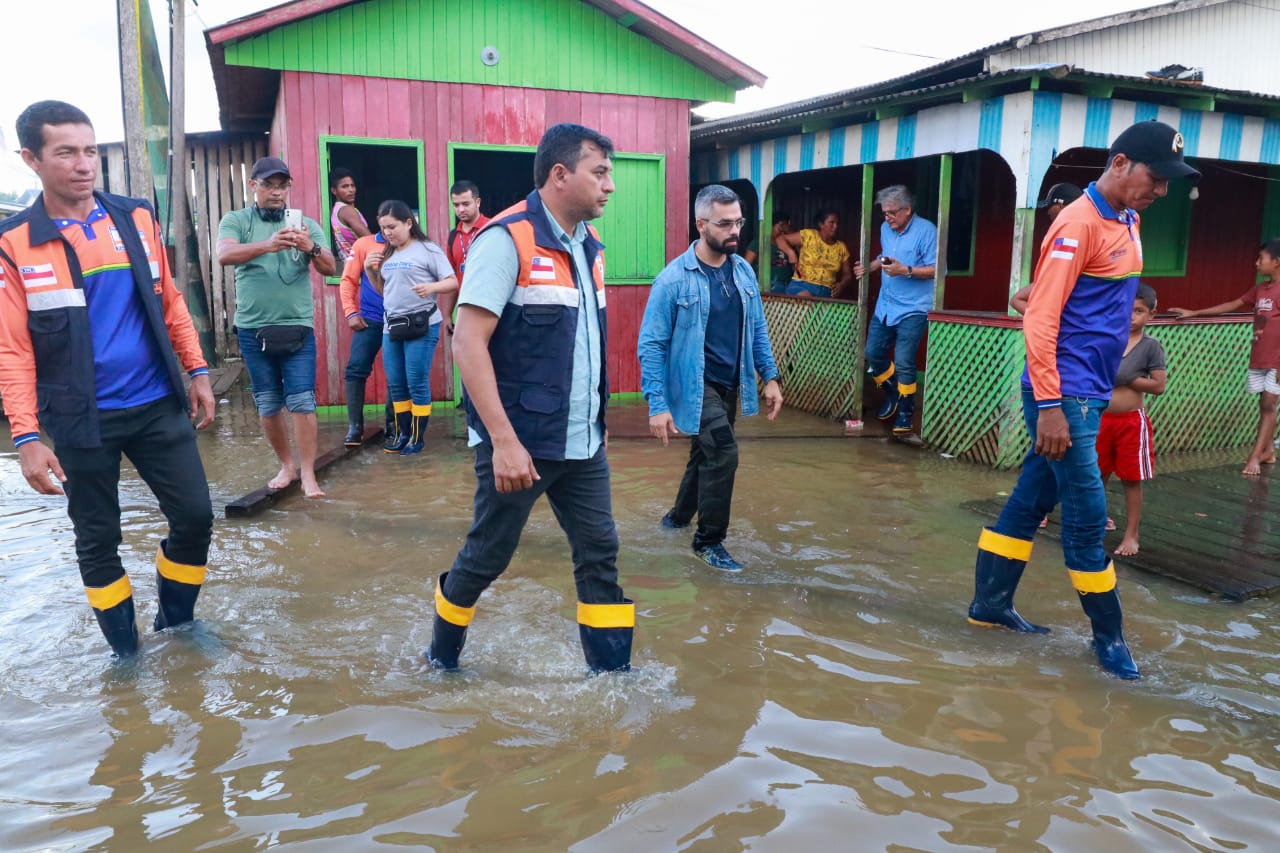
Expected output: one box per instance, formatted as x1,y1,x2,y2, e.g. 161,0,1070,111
593,154,666,284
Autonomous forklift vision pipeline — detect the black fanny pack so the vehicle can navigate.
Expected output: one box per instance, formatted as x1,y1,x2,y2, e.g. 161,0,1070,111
255,324,310,356
386,305,437,341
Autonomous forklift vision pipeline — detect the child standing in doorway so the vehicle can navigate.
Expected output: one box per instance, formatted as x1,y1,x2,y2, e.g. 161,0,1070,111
1098,284,1167,555
1170,239,1280,477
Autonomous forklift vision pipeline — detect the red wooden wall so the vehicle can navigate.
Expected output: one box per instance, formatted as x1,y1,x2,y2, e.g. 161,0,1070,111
272,71,691,405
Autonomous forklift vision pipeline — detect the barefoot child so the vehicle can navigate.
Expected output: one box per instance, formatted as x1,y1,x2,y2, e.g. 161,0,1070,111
1098,284,1167,555
1170,239,1280,477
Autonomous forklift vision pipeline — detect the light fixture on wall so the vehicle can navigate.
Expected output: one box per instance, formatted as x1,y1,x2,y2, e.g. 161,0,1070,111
481,46,500,66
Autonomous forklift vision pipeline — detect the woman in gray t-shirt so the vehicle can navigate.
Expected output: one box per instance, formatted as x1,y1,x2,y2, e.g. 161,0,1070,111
365,200,458,454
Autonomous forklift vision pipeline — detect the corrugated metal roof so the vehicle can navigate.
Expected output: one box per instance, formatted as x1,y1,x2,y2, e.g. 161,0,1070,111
692,65,1280,146
691,0,1243,141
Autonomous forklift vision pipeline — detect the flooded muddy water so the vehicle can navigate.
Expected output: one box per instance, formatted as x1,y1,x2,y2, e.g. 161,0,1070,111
1,396,1278,851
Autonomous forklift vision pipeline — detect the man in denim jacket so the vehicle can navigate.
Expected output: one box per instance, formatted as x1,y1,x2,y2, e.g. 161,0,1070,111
638,184,783,571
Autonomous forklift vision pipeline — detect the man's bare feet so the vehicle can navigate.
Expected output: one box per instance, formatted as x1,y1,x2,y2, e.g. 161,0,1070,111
1243,458,1262,477
1105,517,1116,531
268,466,298,490
1261,454,1277,465
1114,536,1140,556
301,474,326,498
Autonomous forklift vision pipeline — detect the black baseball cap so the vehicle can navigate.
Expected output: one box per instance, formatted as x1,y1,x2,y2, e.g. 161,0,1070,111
1108,120,1201,182
251,156,292,181
1037,182,1083,209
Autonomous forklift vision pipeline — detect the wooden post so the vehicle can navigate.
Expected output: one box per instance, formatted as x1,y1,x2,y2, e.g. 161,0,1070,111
171,0,188,294
934,153,952,309
849,162,875,419
117,0,154,202
1008,207,1036,315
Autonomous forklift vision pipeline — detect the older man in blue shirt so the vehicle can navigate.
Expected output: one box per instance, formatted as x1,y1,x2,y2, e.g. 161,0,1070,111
638,184,783,572
853,185,939,442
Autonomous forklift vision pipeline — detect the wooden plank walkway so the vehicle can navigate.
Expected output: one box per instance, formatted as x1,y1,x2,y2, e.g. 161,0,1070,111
224,425,384,518
964,465,1280,600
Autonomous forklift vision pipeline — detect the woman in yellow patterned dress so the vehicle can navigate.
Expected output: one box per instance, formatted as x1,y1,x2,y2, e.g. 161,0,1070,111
775,210,854,298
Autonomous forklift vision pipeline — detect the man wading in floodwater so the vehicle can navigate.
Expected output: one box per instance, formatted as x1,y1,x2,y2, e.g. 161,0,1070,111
966,120,1200,680
0,101,215,656
426,123,634,673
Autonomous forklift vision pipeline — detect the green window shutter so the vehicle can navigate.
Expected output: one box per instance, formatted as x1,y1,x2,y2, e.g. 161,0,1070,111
1139,185,1191,276
593,155,666,284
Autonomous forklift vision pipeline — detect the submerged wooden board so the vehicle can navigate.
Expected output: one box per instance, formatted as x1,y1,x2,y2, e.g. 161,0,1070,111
224,425,384,519
964,465,1280,600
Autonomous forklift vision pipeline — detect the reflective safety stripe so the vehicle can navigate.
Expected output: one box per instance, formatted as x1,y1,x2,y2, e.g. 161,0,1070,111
1069,563,1117,594
874,364,895,385
27,289,86,310
898,381,918,395
411,403,432,417
393,399,412,414
157,547,206,586
85,575,133,611
978,527,1033,562
435,580,476,626
577,601,635,629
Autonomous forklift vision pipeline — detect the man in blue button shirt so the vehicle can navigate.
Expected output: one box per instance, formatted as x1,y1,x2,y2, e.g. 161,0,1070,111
853,185,938,442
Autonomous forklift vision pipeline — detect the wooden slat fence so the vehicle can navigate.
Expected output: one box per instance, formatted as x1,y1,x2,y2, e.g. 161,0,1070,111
98,133,267,361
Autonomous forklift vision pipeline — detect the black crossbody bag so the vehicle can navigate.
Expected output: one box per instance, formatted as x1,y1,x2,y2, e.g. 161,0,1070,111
255,325,310,355
386,304,438,341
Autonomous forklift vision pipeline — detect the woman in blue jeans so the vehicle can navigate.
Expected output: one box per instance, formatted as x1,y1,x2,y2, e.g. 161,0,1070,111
364,200,458,454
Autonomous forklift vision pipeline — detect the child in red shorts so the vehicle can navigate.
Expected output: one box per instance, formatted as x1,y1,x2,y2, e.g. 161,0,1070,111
1171,239,1280,477
1097,284,1167,556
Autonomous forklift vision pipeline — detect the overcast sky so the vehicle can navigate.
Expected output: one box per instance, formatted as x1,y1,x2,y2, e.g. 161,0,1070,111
1,0,1158,191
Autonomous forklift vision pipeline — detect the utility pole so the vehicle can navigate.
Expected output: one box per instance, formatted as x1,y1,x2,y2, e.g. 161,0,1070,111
117,0,154,201
171,0,189,295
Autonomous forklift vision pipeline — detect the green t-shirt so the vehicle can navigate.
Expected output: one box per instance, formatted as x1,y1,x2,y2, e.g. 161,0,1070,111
218,207,325,328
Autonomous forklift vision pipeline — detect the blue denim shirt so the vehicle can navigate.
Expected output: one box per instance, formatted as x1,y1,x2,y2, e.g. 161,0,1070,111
638,242,780,436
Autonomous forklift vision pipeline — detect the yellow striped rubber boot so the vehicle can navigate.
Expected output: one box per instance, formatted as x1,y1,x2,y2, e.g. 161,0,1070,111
892,382,917,435
1072,563,1140,680
384,401,412,453
154,540,206,631
578,599,635,673
399,404,431,455
426,572,473,670
871,364,899,420
967,528,1049,634
87,575,140,657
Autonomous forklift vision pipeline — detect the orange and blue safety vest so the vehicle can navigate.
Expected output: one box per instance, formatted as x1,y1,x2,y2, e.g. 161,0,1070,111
0,192,207,448
461,190,608,460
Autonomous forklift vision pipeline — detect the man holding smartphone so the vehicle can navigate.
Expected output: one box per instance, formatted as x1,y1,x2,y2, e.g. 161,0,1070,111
217,157,336,498
853,184,938,443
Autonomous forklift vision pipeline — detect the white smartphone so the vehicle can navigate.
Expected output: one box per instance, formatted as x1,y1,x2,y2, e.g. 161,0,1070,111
283,208,303,230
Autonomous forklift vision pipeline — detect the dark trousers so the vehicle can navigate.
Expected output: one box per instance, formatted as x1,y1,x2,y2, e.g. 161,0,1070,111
670,383,739,550
58,397,213,588
443,444,626,607
344,320,384,382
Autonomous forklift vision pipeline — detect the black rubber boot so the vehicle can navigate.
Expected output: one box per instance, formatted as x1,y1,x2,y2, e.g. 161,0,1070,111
870,363,901,420
425,573,473,670
399,408,430,455
892,387,916,436
344,379,366,446
153,540,205,631
1078,586,1141,680
92,593,140,657
384,407,412,453
578,600,635,673
968,528,1049,634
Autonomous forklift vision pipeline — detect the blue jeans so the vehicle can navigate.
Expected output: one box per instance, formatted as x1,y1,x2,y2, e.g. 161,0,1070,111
993,390,1109,572
382,323,440,407
442,444,626,607
784,280,831,298
344,320,384,382
237,327,317,415
864,312,928,389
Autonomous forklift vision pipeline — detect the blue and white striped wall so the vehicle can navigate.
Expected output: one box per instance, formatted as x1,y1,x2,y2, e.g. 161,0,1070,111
694,91,1280,208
